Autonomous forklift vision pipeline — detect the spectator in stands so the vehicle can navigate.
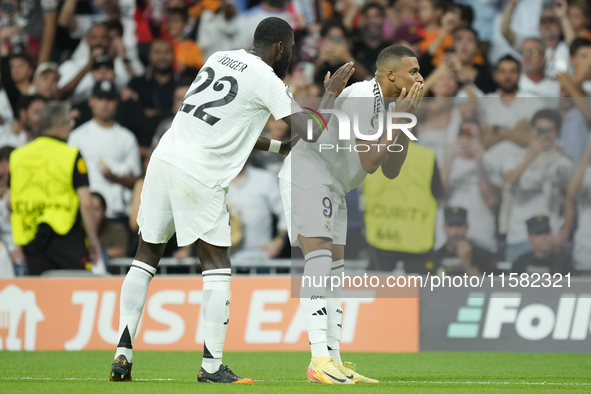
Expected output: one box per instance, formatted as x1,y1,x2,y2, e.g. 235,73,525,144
68,80,142,220
364,139,444,274
501,0,571,79
314,19,368,92
479,56,546,248
569,139,591,271
417,0,457,67
57,0,143,74
503,109,574,262
512,215,572,275
0,146,21,277
518,38,561,101
433,207,496,276
569,38,591,96
128,39,179,119
8,52,35,95
163,7,203,73
440,120,499,253
554,73,591,167
198,0,240,60
18,0,58,64
72,54,152,155
10,101,100,275
351,3,389,76
567,0,591,42
392,24,422,58
0,94,46,148
447,26,495,95
227,161,287,261
91,192,129,259
451,1,493,43
234,0,296,49
58,23,134,104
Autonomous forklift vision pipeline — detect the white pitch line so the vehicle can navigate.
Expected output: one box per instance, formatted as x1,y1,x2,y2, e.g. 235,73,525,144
2,377,591,385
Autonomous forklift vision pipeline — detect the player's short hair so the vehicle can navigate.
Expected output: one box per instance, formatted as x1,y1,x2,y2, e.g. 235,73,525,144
495,54,521,73
376,45,417,67
91,192,107,211
38,101,70,134
531,108,562,133
253,17,293,47
570,37,591,56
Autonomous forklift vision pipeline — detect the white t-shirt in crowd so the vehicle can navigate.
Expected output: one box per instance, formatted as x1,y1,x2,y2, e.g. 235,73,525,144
152,49,298,189
446,157,497,252
227,166,286,260
503,149,573,244
574,163,591,269
417,106,461,166
68,119,142,218
518,74,560,108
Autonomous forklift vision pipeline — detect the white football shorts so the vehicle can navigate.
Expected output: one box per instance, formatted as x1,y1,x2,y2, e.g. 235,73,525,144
137,157,230,247
279,179,347,247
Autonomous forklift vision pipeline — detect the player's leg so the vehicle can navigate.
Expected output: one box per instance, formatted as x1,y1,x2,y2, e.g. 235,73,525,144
110,238,167,382
195,240,254,384
111,158,174,382
326,244,344,363
298,235,353,384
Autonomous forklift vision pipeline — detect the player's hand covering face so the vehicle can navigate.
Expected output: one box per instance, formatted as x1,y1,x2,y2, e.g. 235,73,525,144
395,81,424,117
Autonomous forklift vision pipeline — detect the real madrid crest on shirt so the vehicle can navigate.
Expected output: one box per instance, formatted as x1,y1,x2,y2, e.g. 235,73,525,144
325,220,331,233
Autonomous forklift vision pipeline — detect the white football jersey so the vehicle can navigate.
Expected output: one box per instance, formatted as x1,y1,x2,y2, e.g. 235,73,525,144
279,79,387,196
152,49,298,188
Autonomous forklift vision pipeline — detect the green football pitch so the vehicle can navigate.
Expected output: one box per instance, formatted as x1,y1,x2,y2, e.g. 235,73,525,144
1,351,590,393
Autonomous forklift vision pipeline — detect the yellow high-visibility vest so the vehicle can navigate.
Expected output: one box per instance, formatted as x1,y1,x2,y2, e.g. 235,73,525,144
363,142,438,253
10,136,81,245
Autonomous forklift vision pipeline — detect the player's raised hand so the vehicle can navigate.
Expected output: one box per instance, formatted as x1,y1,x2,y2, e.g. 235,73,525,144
324,61,355,96
394,82,423,116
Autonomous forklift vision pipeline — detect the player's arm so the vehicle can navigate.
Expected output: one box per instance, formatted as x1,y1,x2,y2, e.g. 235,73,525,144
73,153,101,263
254,135,300,156
281,62,355,142
357,83,423,177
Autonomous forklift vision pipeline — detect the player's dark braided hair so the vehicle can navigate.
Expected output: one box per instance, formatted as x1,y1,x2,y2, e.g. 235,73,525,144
253,17,293,47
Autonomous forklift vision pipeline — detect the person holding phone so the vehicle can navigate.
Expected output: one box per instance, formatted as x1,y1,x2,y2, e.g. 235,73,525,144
502,109,574,262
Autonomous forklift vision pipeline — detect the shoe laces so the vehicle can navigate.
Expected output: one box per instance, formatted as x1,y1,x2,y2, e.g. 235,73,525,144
220,365,240,379
342,361,356,371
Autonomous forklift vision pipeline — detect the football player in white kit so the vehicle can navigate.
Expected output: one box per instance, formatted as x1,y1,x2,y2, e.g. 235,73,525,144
278,46,424,384
109,17,355,383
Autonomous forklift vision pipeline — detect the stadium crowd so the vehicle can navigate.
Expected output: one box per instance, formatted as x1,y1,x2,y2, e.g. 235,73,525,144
0,0,590,277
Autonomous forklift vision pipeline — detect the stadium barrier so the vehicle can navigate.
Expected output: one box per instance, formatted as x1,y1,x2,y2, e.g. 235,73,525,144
0,277,418,352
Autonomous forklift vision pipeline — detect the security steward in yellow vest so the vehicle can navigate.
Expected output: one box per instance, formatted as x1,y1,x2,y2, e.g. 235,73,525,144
363,141,444,273
10,101,101,275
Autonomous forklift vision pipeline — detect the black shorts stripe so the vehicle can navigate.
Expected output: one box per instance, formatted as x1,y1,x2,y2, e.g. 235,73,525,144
331,263,345,270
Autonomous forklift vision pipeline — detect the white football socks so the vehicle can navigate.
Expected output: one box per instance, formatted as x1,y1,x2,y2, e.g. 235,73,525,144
115,260,156,363
201,268,231,374
327,259,344,362
301,249,332,358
